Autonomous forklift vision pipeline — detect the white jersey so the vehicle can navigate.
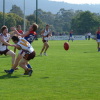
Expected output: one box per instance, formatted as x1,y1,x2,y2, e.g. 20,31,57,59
17,38,34,53
43,29,51,40
0,33,10,51
87,32,91,36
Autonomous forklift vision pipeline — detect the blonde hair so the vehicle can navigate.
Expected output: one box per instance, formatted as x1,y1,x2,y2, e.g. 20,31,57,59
32,23,38,31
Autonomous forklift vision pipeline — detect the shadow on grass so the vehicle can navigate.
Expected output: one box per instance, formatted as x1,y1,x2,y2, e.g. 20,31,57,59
0,55,10,58
83,51,97,53
0,74,19,79
35,55,43,57
40,77,49,79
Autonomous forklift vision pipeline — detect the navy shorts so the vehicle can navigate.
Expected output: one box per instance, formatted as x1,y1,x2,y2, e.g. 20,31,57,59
23,51,36,61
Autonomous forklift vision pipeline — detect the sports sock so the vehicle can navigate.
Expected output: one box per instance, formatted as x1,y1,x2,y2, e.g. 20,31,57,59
27,64,32,69
10,69,14,73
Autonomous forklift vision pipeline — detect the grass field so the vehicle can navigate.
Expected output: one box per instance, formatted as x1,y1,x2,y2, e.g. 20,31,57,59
0,39,100,100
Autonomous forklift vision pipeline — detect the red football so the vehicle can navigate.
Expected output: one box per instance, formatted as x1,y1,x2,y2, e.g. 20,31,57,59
64,42,69,50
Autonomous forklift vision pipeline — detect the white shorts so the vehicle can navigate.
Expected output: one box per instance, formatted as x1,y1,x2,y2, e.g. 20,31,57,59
97,39,100,42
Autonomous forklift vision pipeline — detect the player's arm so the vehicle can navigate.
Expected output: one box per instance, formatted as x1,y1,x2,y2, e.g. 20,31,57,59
7,34,11,42
0,36,13,46
41,30,50,37
14,44,21,50
48,30,52,37
14,31,30,37
11,27,30,37
22,31,24,34
41,30,45,35
41,30,47,38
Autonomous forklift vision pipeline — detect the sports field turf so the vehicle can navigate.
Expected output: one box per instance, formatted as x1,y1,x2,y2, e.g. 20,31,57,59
0,39,100,100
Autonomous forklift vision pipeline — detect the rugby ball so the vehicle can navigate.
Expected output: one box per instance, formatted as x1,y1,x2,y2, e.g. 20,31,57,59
64,42,69,50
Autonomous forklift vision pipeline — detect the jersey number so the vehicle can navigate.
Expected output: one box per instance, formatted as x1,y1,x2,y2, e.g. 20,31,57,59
20,39,29,47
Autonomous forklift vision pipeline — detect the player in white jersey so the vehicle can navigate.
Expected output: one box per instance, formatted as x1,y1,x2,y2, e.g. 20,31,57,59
0,26,15,67
40,24,52,56
5,36,35,76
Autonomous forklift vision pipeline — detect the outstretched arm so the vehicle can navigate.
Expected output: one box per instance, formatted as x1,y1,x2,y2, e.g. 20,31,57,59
0,36,13,46
11,27,30,37
13,44,21,50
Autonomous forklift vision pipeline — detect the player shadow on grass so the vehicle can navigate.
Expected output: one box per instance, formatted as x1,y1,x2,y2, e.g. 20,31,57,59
0,55,10,58
40,77,49,79
83,51,96,53
0,74,19,79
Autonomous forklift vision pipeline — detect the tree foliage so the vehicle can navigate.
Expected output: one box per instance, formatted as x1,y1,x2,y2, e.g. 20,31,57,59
9,5,24,18
1,4,100,35
71,11,100,34
0,12,29,31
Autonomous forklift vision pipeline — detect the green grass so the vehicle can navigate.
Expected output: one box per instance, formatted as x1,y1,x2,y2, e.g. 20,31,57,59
0,39,100,100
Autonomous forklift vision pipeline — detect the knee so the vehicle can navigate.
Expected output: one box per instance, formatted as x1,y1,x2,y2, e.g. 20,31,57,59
12,53,16,58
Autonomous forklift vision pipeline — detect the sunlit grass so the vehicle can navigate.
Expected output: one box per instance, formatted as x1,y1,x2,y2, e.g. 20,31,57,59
0,39,100,100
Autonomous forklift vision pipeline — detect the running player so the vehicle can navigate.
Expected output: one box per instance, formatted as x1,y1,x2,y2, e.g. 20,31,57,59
40,24,52,56
5,36,35,76
96,27,100,52
0,26,15,67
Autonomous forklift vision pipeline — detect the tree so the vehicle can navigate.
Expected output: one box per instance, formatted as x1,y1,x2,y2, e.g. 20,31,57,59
71,11,100,34
54,8,75,32
0,12,29,31
9,5,24,18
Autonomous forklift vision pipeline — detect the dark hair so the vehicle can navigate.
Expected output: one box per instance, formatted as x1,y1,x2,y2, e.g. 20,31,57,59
1,26,7,33
32,23,38,31
12,36,19,42
17,25,21,28
46,24,50,27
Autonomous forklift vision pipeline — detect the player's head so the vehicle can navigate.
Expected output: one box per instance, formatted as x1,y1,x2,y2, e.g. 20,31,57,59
46,24,49,29
29,23,38,31
12,36,19,44
1,25,8,34
17,25,21,30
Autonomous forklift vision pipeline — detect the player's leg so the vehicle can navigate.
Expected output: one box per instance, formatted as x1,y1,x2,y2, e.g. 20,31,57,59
97,39,100,51
4,53,22,73
27,62,32,69
19,58,28,70
19,50,32,69
98,42,100,52
40,42,46,55
68,37,70,42
6,50,15,66
44,42,49,56
19,58,33,76
72,37,74,42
